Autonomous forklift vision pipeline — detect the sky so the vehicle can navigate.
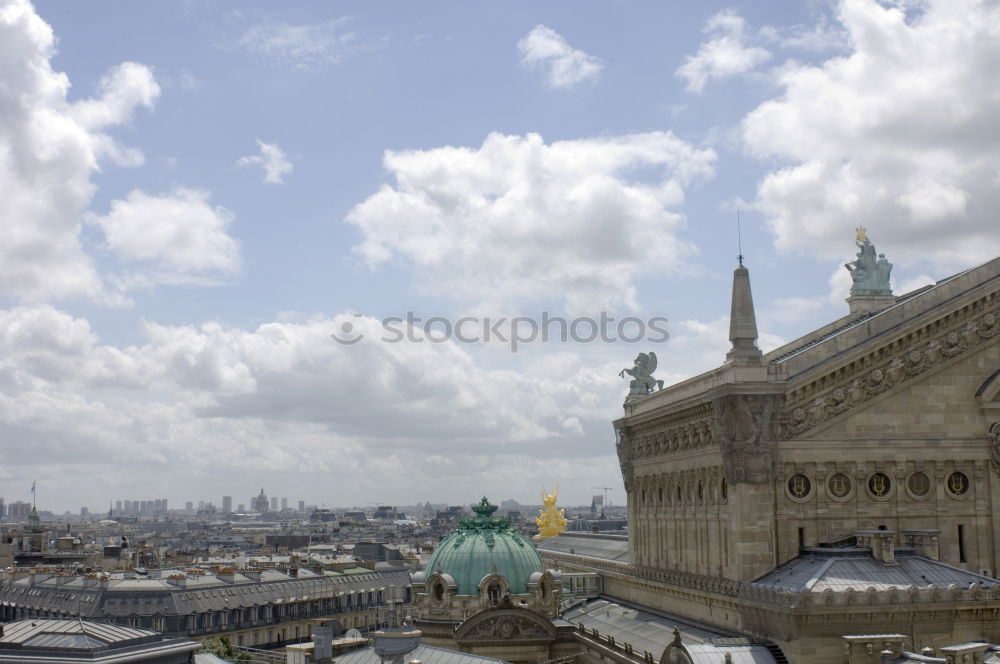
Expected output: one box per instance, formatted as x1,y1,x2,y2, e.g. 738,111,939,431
2,0,999,513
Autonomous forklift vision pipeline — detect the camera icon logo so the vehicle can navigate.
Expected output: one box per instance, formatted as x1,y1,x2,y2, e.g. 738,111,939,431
330,314,364,345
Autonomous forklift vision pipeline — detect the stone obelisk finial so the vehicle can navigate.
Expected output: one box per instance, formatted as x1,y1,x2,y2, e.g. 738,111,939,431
726,261,762,364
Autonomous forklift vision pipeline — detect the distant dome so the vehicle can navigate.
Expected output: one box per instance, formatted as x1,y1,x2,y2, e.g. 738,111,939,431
426,498,542,596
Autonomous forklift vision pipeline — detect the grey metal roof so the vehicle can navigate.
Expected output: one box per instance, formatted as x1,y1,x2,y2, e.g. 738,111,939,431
0,618,162,653
536,534,629,562
753,551,1000,592
563,599,776,664
335,644,508,664
685,644,779,664
195,654,235,664
22,633,107,649
0,567,411,619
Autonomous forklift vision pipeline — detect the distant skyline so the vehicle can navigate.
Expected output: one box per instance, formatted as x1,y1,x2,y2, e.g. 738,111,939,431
2,0,998,512
29,491,608,516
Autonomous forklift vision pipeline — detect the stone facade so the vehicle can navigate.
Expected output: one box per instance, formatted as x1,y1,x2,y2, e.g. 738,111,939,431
585,256,1000,664
0,566,410,651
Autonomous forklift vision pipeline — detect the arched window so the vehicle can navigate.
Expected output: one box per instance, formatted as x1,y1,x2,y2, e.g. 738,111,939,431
488,582,502,606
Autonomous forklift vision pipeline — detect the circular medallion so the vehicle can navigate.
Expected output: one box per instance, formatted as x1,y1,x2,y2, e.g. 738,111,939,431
946,471,970,497
906,471,932,499
785,473,813,502
789,474,811,498
827,472,853,501
867,472,893,499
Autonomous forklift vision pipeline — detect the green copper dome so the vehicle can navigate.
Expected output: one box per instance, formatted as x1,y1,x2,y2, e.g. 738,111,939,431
426,498,542,596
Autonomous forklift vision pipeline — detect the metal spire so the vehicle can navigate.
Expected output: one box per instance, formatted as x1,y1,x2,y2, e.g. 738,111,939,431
737,209,744,267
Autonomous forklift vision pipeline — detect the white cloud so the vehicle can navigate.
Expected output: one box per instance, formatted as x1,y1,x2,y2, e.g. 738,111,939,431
237,139,293,184
0,0,158,302
759,17,848,53
744,0,1000,271
894,273,936,296
668,316,785,377
0,289,772,510
676,9,772,93
517,25,603,89
0,305,634,508
88,188,241,285
345,131,716,312
69,62,160,132
237,19,357,69
765,296,827,325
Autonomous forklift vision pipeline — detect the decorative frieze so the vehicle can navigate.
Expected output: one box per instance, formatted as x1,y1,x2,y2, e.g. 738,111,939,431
620,419,715,462
634,466,726,509
780,300,999,439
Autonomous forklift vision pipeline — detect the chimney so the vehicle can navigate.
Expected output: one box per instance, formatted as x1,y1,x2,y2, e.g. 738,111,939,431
313,623,335,661
902,529,940,560
856,530,896,563
165,574,187,589
726,263,763,364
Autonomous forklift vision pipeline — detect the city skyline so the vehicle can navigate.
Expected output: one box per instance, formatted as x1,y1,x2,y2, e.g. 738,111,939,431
6,484,610,516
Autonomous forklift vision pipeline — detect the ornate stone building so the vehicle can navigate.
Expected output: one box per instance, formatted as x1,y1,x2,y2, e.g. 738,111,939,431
0,565,410,650
544,245,1000,663
411,498,576,663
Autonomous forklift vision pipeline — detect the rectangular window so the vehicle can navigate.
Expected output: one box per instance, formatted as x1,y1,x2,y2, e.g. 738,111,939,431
959,524,968,563
798,527,805,550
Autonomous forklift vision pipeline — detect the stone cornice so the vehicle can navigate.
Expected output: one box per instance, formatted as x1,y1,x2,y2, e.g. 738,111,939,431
780,294,999,439
623,402,714,432
540,550,1000,613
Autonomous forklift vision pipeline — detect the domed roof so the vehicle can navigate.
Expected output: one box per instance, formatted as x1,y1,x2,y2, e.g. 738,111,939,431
426,498,542,596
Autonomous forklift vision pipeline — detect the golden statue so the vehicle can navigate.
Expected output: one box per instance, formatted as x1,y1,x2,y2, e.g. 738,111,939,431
855,226,868,242
534,486,568,539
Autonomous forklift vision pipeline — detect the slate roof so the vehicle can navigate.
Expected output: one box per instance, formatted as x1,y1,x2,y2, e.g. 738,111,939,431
335,644,508,664
0,618,201,662
752,550,999,592
536,533,630,562
563,599,777,664
0,567,411,618
195,654,234,664
0,619,160,649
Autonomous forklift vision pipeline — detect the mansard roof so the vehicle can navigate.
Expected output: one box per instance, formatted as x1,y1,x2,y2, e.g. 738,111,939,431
335,643,508,664
753,549,999,593
0,618,200,662
534,533,629,563
0,566,410,618
564,599,779,664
